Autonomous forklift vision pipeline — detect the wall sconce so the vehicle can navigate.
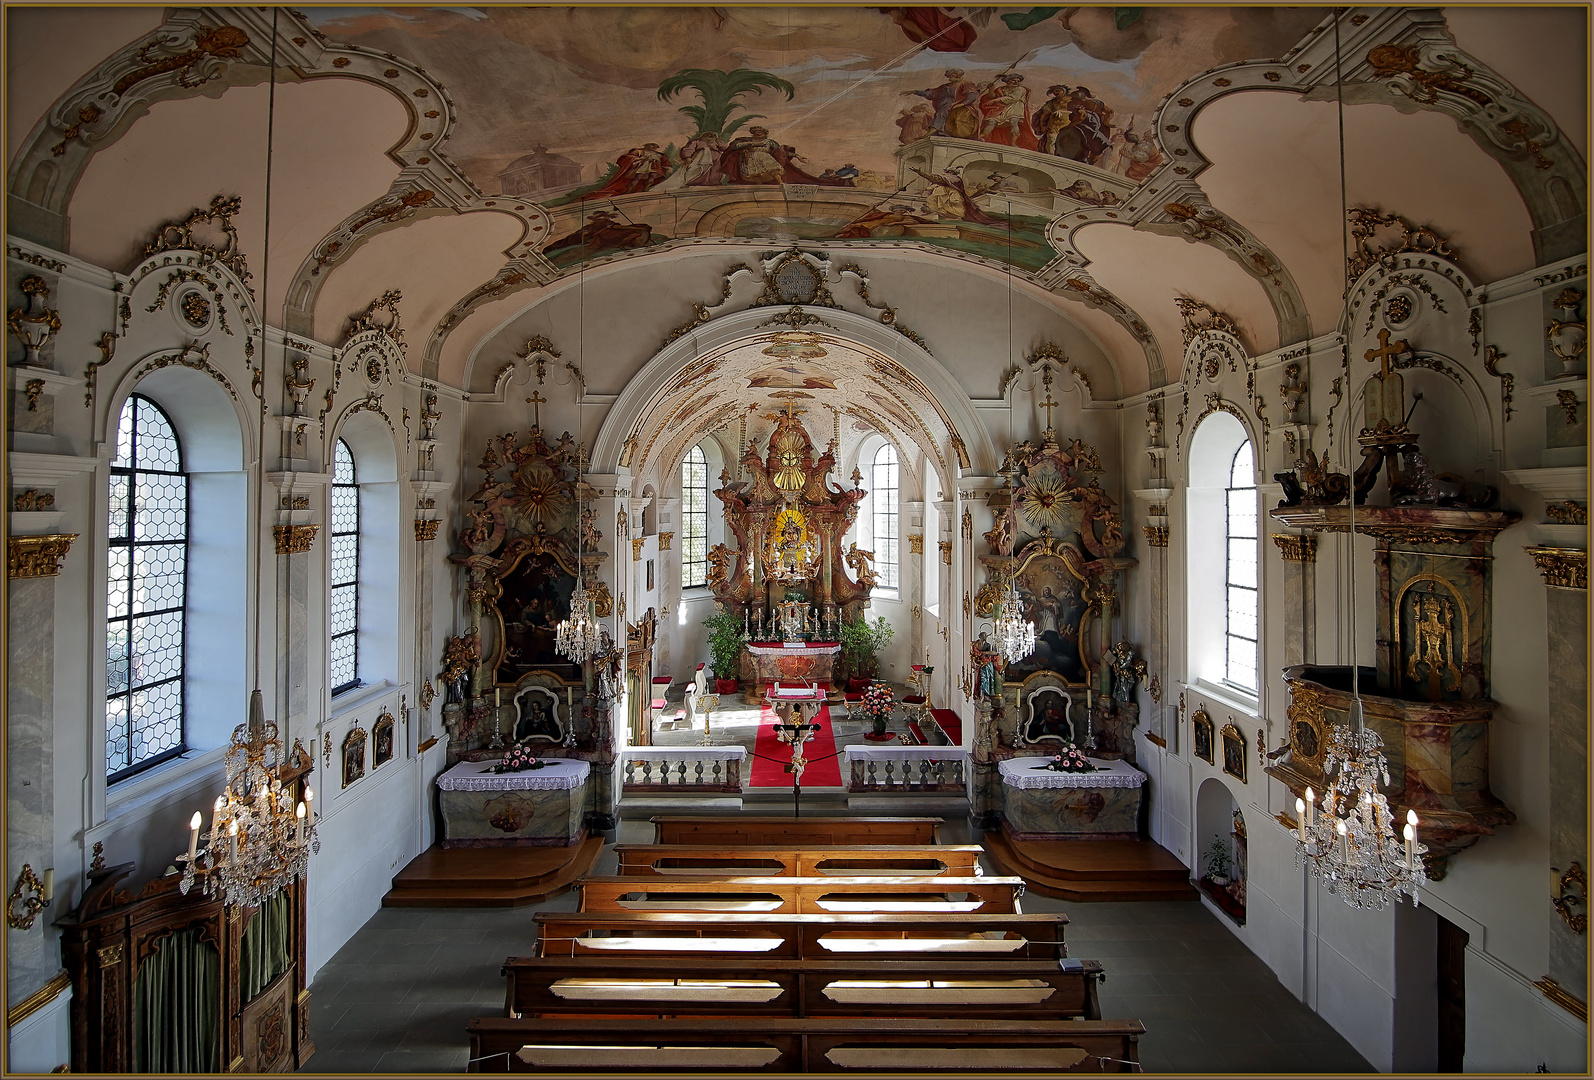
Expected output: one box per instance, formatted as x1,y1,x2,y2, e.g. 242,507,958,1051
1552,862,1586,934
8,864,53,930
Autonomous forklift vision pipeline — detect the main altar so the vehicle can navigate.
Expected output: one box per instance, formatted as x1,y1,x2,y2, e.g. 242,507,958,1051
710,402,874,690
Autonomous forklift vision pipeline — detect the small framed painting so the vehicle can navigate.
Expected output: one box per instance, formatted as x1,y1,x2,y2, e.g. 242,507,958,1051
1222,721,1247,783
1192,708,1214,765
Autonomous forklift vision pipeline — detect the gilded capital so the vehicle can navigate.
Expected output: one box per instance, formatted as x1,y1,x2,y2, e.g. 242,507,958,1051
1272,533,1317,562
8,533,77,578
1525,546,1587,590
273,524,321,555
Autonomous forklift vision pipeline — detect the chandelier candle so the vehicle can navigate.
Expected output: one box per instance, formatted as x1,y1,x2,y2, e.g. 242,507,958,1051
188,812,201,864
296,802,306,845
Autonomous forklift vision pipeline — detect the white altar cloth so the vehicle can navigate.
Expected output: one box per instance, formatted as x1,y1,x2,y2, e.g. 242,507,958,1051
436,757,590,792
998,756,1146,790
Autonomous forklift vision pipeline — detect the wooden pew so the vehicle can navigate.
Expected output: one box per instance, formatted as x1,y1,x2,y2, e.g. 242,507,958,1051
652,815,942,846
499,954,1105,1020
614,843,983,878
576,875,1023,915
532,911,1069,961
468,1016,1144,1072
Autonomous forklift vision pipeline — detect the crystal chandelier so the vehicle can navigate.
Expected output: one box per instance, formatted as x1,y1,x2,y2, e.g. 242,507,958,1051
1284,11,1426,914
180,691,319,908
1291,721,1426,910
992,581,1036,664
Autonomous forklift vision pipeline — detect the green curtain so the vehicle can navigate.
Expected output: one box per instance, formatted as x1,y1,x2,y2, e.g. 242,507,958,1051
133,925,220,1073
240,889,293,1002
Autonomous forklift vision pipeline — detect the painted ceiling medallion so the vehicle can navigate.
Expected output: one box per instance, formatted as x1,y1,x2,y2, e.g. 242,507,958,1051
761,332,828,360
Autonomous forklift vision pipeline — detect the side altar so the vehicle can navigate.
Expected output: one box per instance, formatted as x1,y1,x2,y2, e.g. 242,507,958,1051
998,756,1147,841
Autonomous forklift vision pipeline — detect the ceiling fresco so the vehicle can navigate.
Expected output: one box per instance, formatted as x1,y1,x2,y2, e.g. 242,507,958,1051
304,6,1322,269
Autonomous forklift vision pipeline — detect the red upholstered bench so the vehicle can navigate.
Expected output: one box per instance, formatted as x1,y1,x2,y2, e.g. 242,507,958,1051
905,720,930,745
929,708,962,745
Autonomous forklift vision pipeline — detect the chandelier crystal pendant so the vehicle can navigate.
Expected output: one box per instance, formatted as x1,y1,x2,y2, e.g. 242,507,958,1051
1291,723,1427,910
179,691,319,908
556,576,605,664
992,581,1037,665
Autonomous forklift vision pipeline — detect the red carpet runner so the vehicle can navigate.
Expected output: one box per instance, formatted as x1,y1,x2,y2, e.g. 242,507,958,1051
750,705,843,788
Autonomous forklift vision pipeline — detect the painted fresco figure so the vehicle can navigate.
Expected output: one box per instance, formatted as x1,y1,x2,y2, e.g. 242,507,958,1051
895,102,936,144
693,126,848,187
902,68,981,138
1033,84,1075,155
978,73,1038,150
909,166,1001,225
1114,126,1165,181
1063,86,1114,164
655,132,723,190
588,143,671,197
544,210,654,260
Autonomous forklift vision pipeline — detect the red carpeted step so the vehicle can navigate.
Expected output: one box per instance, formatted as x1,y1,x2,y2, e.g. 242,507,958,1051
750,704,843,787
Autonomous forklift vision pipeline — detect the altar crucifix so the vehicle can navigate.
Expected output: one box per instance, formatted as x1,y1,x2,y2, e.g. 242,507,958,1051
527,390,546,430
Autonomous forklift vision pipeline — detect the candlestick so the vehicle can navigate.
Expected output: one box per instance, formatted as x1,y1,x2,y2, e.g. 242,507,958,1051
1295,798,1306,844
211,795,224,842
567,686,574,714
496,688,502,708
188,811,202,863
296,802,306,845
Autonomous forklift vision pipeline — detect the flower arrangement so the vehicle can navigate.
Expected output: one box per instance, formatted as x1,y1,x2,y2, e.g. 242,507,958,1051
1033,744,1096,773
859,680,895,736
493,740,549,774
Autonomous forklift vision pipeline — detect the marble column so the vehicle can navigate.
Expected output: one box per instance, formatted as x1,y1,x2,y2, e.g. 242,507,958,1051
1545,585,1587,1000
7,577,58,1008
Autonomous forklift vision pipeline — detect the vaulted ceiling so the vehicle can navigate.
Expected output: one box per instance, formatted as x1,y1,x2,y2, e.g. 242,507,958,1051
8,5,1587,399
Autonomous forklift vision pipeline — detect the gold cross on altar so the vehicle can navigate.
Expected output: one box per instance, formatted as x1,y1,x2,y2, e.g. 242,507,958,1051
528,390,546,428
1039,392,1059,431
1364,328,1409,378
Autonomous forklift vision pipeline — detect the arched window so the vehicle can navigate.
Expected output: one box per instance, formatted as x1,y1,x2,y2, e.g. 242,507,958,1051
1225,442,1258,691
329,438,361,694
106,394,188,781
872,443,900,591
680,445,707,588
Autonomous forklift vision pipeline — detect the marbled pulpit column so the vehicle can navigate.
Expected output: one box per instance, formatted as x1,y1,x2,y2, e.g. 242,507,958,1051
1272,530,1317,668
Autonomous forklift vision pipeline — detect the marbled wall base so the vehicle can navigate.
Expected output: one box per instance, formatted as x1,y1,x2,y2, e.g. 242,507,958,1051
439,782,587,847
1546,588,1588,999
1001,783,1144,841
971,762,1002,831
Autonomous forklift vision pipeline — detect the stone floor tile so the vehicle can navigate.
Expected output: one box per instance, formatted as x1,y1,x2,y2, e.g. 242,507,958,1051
373,1048,471,1073
296,1047,383,1072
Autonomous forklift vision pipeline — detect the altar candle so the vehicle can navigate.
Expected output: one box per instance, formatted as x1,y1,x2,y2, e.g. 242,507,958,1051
41,869,53,903
1304,787,1315,827
296,802,306,845
496,688,502,708
1336,818,1348,861
1295,798,1306,843
188,811,202,863
567,686,574,713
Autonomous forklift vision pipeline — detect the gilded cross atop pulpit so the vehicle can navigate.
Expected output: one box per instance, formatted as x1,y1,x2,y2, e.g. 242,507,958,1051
1361,328,1412,443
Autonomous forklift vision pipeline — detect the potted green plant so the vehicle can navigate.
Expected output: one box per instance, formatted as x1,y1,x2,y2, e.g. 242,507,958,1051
1202,837,1232,887
839,616,894,687
703,610,747,694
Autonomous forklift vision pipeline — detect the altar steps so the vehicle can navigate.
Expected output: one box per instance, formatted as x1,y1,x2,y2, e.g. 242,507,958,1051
382,833,604,907
982,832,1198,903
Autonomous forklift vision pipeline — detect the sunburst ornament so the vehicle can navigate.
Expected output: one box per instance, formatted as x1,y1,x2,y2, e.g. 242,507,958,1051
512,459,574,528
1016,463,1072,532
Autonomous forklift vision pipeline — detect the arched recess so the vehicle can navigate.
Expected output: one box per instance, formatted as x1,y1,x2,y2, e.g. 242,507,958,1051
1195,776,1247,917
588,305,1000,485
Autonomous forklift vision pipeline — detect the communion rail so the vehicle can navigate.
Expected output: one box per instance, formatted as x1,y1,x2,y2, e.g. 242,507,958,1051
844,746,969,793
622,746,745,793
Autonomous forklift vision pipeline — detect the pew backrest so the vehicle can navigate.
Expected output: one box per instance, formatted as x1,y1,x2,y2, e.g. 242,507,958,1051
651,816,942,846
613,843,983,878
576,875,1022,915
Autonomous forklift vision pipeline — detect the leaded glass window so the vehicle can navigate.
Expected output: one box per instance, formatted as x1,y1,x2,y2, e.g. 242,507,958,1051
1225,441,1258,691
872,444,899,591
681,445,707,588
329,438,361,694
106,394,188,781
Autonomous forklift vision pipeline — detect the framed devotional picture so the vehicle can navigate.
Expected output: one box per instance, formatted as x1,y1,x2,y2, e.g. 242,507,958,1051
513,684,565,744
1022,686,1075,745
1222,721,1247,783
1192,708,1214,765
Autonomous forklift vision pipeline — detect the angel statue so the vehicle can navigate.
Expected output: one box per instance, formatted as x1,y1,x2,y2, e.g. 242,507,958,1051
1106,640,1147,702
845,543,878,587
439,628,481,703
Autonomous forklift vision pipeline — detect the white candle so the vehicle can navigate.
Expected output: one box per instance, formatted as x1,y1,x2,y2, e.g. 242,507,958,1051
296,802,306,845
567,687,574,713
188,811,202,863
1295,798,1306,843
304,786,313,809
210,795,224,844
1304,787,1315,827
41,869,53,903
1336,818,1348,861
1403,823,1415,871
228,820,239,864
496,688,502,708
